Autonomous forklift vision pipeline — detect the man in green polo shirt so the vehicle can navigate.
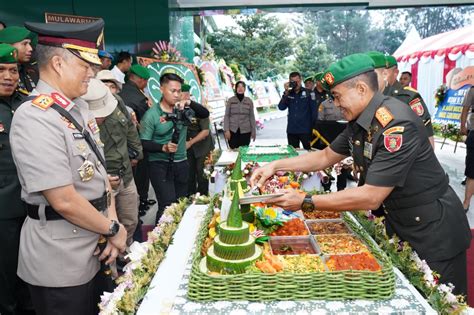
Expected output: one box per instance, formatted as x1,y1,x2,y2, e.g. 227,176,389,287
140,73,209,223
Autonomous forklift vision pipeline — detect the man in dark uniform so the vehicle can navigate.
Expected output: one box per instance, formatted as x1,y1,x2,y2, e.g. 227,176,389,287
183,83,214,195
0,26,37,94
0,43,31,315
278,71,317,150
383,55,434,147
251,53,471,295
119,64,155,213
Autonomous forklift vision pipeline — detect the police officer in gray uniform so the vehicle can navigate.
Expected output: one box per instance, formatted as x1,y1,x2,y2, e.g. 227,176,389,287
10,20,127,314
251,54,471,296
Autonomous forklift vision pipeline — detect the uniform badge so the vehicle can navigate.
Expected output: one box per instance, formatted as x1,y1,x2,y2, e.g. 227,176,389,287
364,142,373,159
384,134,403,153
78,159,95,181
409,98,424,116
0,122,4,133
324,72,335,86
73,133,85,140
51,92,71,109
375,106,394,127
302,90,307,98
383,125,404,153
76,142,87,153
383,126,405,135
88,119,100,134
31,94,54,110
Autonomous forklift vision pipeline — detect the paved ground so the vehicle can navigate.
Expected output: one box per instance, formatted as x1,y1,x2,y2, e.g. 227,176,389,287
142,114,474,228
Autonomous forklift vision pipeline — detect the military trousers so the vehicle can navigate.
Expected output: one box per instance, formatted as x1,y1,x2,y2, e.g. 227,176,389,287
0,217,31,315
113,178,139,246
28,271,100,315
187,150,209,196
133,151,150,202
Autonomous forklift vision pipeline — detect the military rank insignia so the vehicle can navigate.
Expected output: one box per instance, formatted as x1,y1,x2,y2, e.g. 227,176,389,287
88,119,100,134
383,125,404,153
51,92,71,109
409,98,424,116
31,94,54,110
375,106,393,127
324,72,335,86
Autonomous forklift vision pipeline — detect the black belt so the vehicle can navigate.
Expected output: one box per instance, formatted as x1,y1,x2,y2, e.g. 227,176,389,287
383,175,449,211
26,193,109,221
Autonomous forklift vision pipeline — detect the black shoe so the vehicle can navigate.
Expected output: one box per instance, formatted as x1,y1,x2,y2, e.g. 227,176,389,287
139,201,150,211
146,199,157,206
462,178,466,185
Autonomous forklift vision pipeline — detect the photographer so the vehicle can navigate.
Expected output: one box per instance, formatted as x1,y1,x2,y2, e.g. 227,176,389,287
140,73,209,223
278,71,317,150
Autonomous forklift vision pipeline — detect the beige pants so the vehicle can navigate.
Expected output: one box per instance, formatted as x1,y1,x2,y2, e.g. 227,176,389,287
113,178,139,246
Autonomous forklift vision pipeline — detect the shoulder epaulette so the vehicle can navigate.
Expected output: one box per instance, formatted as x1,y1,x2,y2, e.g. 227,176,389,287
403,86,418,93
17,88,30,96
375,106,394,127
31,94,54,111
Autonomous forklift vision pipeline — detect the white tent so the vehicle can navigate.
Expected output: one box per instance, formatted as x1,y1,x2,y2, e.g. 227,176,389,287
393,25,474,115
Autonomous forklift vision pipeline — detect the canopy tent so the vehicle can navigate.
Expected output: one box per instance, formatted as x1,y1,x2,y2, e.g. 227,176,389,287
393,25,474,115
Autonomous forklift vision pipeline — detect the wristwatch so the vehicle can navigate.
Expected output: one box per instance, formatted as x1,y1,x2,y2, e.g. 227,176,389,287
106,220,120,237
301,194,315,211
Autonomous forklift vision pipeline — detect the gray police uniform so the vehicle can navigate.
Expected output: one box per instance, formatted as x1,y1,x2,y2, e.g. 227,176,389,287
10,80,109,287
384,80,434,137
330,92,471,295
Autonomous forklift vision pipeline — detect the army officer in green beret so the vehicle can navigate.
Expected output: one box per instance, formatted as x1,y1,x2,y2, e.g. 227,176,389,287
0,26,37,94
0,43,31,315
251,53,471,295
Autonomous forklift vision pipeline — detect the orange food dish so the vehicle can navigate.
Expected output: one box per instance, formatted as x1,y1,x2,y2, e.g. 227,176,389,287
270,218,309,236
316,234,368,254
326,252,381,272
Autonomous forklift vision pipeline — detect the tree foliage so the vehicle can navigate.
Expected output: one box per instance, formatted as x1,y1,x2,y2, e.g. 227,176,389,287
293,24,334,77
404,6,474,38
207,14,293,80
308,10,371,60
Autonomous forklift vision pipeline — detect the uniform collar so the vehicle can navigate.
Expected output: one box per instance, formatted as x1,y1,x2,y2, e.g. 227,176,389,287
34,79,76,112
354,91,385,131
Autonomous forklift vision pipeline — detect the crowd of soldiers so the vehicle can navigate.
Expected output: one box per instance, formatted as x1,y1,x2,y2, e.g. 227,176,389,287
0,17,471,315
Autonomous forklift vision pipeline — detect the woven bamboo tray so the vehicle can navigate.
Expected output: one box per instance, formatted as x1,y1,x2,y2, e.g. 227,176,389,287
187,206,395,301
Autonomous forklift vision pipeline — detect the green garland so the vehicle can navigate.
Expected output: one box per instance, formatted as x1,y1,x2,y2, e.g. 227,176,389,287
353,212,469,315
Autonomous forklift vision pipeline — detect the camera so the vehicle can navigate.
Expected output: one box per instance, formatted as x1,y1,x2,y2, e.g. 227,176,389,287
163,105,196,127
288,80,297,91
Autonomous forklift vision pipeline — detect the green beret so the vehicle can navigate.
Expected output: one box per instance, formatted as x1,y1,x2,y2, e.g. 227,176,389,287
304,76,314,83
314,72,324,82
181,83,191,92
0,26,33,44
130,64,150,80
321,53,375,90
366,51,387,69
386,55,397,68
0,44,18,63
